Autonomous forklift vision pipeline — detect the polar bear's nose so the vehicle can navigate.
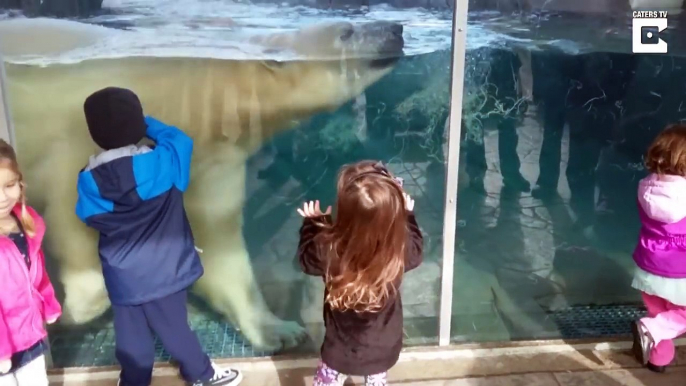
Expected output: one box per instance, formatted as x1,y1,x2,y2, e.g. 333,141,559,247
389,23,403,37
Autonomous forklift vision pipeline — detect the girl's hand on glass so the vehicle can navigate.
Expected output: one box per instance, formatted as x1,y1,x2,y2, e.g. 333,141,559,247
297,200,332,218
403,193,415,212
0,358,10,374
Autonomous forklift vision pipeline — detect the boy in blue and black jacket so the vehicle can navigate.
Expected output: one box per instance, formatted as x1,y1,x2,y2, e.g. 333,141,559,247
75,87,242,386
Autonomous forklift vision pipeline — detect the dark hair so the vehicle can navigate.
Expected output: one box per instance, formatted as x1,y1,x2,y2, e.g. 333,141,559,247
315,160,407,313
646,124,686,176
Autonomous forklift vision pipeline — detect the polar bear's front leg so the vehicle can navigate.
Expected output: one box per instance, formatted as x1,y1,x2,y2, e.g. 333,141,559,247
192,226,306,351
39,146,111,325
187,162,306,352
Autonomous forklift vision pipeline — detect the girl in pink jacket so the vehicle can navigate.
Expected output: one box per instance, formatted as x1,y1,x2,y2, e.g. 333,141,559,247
632,124,686,373
0,140,61,385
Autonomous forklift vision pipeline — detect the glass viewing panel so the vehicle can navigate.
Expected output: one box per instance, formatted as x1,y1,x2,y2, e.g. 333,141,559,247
0,0,453,367
452,0,684,342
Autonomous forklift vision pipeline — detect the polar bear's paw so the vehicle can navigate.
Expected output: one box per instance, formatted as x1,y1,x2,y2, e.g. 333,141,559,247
60,293,111,325
271,319,308,350
241,318,307,352
58,271,111,325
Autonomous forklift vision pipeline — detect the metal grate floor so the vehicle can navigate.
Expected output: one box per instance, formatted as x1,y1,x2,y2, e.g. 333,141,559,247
49,317,272,368
48,304,647,368
549,304,646,339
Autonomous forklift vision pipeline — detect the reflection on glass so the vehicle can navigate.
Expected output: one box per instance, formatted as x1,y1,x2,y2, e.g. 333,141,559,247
0,0,451,367
453,2,683,342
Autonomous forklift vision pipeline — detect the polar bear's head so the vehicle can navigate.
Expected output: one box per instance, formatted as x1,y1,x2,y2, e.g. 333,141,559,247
248,20,404,112
253,21,404,63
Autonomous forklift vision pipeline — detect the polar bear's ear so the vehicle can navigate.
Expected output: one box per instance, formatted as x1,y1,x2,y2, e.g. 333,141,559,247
261,60,286,72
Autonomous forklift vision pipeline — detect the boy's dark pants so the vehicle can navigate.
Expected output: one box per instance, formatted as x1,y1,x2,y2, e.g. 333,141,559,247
113,290,214,386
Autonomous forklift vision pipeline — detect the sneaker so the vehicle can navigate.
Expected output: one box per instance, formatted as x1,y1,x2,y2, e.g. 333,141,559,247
647,362,667,373
190,364,243,386
632,320,654,365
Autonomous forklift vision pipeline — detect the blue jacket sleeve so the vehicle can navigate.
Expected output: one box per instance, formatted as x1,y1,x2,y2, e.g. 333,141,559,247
75,171,114,224
137,116,193,195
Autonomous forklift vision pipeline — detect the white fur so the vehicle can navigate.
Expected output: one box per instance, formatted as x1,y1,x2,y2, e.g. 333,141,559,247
2,19,399,351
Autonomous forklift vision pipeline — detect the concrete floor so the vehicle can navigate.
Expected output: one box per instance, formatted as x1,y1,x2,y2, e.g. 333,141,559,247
49,342,686,385
65,368,684,386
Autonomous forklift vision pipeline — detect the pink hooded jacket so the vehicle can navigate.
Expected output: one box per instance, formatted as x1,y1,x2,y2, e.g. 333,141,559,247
0,205,61,360
634,174,686,278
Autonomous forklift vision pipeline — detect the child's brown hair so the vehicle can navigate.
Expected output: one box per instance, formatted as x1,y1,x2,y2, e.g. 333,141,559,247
0,140,34,236
315,160,408,313
646,124,686,176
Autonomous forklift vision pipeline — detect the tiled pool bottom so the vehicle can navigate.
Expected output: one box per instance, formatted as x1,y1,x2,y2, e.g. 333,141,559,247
48,317,268,368
47,304,647,368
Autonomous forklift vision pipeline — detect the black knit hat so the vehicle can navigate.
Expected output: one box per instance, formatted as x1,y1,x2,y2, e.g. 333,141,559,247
83,87,146,150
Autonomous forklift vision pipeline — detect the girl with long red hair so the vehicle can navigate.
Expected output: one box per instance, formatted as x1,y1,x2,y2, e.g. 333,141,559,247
297,160,424,386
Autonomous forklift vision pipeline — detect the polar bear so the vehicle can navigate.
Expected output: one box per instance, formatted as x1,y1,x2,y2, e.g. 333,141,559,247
0,17,404,351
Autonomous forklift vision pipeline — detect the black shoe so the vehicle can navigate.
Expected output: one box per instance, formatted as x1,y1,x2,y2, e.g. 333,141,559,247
647,363,666,373
468,177,486,194
503,174,530,193
190,365,243,386
531,185,556,200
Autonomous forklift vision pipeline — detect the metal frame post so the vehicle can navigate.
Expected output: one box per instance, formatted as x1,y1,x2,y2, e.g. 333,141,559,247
438,0,470,347
0,53,13,146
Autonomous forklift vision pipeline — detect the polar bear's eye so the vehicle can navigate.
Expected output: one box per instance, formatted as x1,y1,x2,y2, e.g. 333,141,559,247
340,27,354,42
262,60,285,71
263,48,282,55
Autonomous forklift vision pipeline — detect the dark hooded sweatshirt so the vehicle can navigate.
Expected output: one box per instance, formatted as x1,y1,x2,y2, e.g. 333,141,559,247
75,116,203,306
298,213,423,376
